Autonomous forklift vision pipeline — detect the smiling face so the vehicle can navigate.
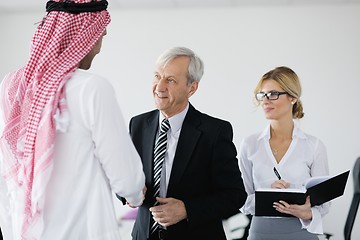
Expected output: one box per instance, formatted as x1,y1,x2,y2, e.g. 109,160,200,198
152,56,198,118
259,79,295,121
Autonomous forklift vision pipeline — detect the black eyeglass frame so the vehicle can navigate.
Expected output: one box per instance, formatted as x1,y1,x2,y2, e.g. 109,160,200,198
255,91,288,101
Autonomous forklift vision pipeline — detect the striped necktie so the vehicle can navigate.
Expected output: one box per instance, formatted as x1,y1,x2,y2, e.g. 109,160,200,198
150,118,170,234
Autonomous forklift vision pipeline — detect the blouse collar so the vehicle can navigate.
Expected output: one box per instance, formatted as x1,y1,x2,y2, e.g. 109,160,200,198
257,122,307,141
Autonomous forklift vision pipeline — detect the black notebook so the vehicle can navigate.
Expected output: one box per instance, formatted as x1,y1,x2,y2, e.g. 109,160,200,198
255,170,350,217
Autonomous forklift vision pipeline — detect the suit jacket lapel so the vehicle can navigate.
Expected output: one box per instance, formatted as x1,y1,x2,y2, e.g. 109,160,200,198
143,111,159,184
167,104,201,195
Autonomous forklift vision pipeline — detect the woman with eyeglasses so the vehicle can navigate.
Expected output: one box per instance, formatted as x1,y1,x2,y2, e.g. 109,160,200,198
239,66,330,239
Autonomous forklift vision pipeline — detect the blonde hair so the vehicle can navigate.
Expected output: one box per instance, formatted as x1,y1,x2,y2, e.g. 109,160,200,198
254,66,304,119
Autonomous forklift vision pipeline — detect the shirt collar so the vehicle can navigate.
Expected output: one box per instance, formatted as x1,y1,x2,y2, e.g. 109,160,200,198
257,121,307,141
159,102,189,134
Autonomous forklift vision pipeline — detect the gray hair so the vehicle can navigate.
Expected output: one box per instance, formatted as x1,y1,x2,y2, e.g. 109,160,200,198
156,47,204,84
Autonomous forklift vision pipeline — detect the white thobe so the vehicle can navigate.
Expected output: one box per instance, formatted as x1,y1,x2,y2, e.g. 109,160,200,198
0,69,145,240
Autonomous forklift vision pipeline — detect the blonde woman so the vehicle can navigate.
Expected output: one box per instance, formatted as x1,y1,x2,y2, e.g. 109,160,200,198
239,66,330,240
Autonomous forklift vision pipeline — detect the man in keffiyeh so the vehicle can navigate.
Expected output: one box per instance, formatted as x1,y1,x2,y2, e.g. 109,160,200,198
0,1,145,239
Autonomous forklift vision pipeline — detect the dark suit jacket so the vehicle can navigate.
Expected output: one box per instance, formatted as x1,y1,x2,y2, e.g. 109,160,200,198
129,104,246,240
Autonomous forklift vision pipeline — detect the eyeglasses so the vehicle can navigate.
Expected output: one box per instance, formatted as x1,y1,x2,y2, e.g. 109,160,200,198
255,91,288,101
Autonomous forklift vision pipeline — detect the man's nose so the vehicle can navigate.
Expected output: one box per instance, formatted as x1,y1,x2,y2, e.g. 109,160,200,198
156,78,167,91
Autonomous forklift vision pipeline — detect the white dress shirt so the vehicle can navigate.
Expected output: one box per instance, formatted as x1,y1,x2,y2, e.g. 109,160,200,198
0,69,145,240
239,123,330,234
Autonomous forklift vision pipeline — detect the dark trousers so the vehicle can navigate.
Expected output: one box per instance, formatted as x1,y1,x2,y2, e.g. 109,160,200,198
149,228,167,240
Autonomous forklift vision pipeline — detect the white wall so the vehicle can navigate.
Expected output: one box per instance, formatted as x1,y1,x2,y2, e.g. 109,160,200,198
1,4,360,239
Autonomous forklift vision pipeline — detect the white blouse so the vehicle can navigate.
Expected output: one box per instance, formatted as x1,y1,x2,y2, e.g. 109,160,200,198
239,124,330,234
0,69,145,240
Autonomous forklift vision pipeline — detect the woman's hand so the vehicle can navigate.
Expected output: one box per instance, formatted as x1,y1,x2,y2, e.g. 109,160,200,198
273,196,312,220
271,180,290,189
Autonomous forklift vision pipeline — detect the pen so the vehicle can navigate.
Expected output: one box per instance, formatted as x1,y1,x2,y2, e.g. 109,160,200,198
273,167,281,180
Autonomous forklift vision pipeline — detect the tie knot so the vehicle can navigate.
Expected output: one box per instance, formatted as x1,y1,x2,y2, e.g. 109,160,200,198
160,118,170,133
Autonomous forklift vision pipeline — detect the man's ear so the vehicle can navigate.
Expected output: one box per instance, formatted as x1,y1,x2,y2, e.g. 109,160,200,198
188,81,198,98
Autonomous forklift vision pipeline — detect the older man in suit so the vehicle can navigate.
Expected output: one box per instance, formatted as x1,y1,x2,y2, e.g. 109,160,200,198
128,47,246,240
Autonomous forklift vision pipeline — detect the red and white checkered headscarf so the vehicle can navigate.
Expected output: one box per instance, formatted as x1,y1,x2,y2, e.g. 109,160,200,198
0,1,110,239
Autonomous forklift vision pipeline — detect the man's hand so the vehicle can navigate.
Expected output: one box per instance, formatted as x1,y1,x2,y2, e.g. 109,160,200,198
149,197,187,227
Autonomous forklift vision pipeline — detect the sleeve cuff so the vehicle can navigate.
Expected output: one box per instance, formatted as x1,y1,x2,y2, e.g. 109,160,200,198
123,190,144,207
300,208,323,234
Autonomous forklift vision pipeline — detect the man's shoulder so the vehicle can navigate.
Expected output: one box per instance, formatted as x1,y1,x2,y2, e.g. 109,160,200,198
191,106,232,127
131,110,158,123
71,69,107,82
67,69,111,91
